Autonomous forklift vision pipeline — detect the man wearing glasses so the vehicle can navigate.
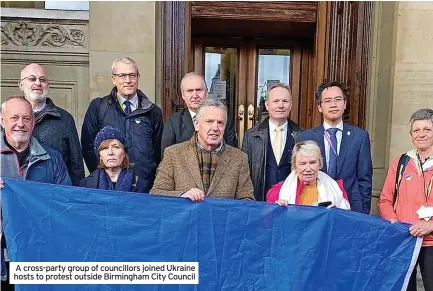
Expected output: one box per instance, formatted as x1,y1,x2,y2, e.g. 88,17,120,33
81,57,163,190
18,63,84,185
297,81,373,214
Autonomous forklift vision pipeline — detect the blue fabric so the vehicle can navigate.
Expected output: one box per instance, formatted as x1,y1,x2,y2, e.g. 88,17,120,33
297,124,373,214
2,178,419,291
79,169,152,193
326,128,339,179
98,168,133,191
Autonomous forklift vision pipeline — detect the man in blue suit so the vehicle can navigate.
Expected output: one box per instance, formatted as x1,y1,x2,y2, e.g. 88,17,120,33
297,82,372,214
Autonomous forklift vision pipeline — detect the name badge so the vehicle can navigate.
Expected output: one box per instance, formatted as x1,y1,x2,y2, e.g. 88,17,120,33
416,205,433,221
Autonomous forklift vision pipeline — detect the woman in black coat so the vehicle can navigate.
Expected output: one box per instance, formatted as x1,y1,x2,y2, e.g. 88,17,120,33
79,126,151,193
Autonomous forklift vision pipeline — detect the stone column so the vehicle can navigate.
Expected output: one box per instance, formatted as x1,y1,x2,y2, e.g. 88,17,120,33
89,1,156,102
368,1,433,215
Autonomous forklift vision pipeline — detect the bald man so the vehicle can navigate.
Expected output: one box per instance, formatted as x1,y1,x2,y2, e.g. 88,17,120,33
1,96,71,290
18,63,84,185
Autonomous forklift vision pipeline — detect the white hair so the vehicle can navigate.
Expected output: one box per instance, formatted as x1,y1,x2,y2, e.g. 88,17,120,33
111,57,140,74
291,140,323,171
195,98,228,123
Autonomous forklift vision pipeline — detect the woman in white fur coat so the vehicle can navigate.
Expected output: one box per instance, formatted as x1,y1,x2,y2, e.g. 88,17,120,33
266,140,351,210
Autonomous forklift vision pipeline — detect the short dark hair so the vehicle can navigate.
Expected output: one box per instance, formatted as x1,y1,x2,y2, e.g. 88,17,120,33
315,81,348,105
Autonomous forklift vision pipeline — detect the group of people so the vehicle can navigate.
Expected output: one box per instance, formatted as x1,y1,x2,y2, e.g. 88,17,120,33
0,57,432,291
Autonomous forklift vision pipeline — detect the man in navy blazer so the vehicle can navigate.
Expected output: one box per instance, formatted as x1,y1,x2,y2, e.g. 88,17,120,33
297,82,372,214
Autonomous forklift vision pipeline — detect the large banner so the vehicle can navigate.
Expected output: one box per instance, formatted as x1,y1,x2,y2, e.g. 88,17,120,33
2,178,421,291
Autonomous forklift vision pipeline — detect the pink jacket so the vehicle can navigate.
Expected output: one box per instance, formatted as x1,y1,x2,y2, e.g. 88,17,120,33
378,155,433,247
266,179,348,204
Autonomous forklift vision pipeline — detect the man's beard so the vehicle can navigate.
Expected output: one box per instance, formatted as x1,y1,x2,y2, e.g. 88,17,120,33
24,88,47,103
9,131,32,147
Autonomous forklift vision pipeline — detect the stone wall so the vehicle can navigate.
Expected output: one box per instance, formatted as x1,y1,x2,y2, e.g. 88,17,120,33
1,7,90,135
88,1,156,103
368,1,433,215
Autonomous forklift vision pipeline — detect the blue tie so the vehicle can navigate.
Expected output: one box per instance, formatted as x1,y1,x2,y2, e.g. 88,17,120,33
124,100,132,115
327,128,339,179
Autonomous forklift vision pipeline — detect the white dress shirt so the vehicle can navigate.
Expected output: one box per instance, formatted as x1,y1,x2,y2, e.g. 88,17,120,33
188,109,197,122
323,120,343,170
269,119,288,154
117,94,138,112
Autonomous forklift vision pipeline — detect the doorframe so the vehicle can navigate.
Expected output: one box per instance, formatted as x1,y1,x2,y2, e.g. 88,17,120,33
160,1,372,131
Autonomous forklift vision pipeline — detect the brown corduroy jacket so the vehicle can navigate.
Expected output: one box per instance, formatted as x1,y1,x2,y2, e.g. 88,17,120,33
150,140,255,200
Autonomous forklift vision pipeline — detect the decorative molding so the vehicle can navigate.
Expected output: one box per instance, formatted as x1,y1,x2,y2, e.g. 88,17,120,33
1,21,85,48
0,8,89,21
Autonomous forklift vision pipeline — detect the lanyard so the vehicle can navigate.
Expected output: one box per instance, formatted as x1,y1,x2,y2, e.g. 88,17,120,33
417,154,433,202
324,131,338,157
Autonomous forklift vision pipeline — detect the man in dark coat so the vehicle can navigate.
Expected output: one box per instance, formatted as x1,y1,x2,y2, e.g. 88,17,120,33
81,57,163,189
19,63,84,185
242,84,301,201
161,72,237,157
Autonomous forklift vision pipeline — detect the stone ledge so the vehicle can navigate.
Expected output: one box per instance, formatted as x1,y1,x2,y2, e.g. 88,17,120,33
0,7,89,21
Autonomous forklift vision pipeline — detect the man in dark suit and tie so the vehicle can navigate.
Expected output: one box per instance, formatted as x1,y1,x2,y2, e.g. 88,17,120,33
297,81,373,214
161,72,237,156
242,84,301,201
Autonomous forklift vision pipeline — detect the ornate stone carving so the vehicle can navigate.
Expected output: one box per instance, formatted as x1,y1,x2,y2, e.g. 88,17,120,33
1,21,85,47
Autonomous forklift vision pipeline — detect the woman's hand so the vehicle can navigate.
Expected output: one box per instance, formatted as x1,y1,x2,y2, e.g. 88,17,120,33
276,199,289,208
409,221,433,237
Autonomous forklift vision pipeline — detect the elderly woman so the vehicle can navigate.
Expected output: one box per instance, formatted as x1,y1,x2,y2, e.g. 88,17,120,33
267,140,350,210
79,126,151,193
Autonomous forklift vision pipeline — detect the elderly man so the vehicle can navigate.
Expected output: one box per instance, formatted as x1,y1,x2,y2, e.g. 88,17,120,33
297,82,372,214
379,108,433,291
161,72,237,157
1,97,71,290
151,98,254,201
81,57,163,189
242,84,301,201
18,63,84,185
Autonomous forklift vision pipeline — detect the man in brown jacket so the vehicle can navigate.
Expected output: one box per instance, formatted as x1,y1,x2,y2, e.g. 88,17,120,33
151,98,254,202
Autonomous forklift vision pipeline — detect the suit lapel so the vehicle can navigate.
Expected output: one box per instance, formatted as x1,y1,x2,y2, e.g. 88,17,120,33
181,109,195,138
280,128,294,165
315,125,327,172
207,152,230,195
183,143,204,190
337,123,352,176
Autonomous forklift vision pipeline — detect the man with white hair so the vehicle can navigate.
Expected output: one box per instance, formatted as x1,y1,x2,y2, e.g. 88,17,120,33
151,98,254,201
81,57,163,189
1,96,71,290
161,72,237,157
19,63,84,185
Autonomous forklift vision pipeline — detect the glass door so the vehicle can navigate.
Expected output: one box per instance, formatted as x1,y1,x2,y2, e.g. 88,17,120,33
193,39,300,147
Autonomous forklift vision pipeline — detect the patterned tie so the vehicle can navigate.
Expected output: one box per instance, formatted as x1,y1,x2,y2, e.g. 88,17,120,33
327,128,339,179
123,100,132,115
273,126,284,164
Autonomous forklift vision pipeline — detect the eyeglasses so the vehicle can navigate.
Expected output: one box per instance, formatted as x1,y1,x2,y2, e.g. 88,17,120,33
112,73,139,81
321,97,344,105
20,75,48,83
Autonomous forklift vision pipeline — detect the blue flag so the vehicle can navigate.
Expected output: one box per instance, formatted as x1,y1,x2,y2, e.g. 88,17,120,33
2,178,421,291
